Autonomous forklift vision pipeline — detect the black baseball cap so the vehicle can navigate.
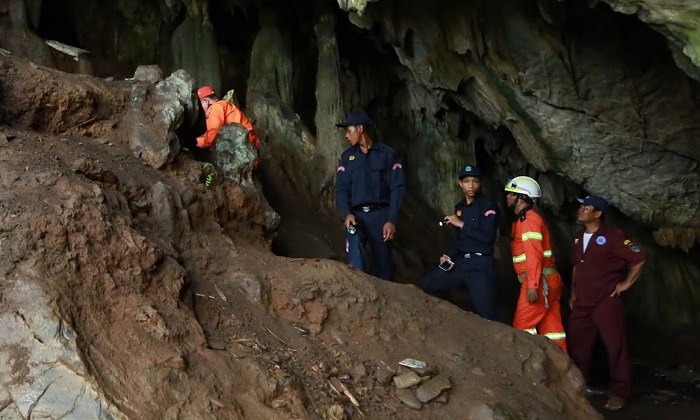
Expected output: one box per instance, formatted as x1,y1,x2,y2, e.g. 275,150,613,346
578,195,609,212
335,112,373,127
459,164,482,180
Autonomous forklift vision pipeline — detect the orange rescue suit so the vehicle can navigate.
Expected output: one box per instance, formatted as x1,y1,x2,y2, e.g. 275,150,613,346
510,208,567,352
196,100,259,151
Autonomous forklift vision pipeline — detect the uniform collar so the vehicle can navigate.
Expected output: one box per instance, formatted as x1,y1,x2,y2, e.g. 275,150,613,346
349,143,382,154
366,143,381,152
513,206,532,222
457,195,481,209
205,100,226,115
581,222,609,236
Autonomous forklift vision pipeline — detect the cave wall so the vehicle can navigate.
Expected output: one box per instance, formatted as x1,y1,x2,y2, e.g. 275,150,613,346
0,0,55,67
346,0,700,228
596,0,700,80
331,0,700,330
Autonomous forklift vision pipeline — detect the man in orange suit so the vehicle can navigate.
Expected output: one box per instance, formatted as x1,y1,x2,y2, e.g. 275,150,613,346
505,176,567,352
196,86,259,163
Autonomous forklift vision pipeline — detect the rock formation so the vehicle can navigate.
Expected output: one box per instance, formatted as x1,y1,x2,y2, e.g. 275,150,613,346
0,53,602,419
1,0,700,416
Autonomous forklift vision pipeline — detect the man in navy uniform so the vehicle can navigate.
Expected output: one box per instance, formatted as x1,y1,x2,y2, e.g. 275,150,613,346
568,195,646,411
419,165,499,320
335,112,405,280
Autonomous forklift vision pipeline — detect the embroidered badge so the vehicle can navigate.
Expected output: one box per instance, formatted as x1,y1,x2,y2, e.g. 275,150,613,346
337,166,345,172
484,210,496,217
392,163,403,170
456,210,462,216
349,155,355,161
596,236,606,245
631,245,640,252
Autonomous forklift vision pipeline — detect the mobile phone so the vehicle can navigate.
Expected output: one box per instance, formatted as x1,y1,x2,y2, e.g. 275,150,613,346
438,258,454,271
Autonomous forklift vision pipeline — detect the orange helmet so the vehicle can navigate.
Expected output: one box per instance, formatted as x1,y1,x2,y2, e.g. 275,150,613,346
197,86,215,99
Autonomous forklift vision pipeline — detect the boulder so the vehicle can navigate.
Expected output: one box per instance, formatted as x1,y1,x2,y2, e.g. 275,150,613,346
125,70,197,169
0,278,124,419
212,124,281,232
212,124,259,185
134,64,164,83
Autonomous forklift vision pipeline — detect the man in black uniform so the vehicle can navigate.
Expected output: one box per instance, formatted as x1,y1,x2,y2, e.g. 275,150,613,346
335,112,405,281
419,165,499,320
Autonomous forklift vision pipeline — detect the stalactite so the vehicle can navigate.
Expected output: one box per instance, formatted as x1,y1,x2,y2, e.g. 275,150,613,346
171,15,221,91
313,11,345,201
247,9,293,105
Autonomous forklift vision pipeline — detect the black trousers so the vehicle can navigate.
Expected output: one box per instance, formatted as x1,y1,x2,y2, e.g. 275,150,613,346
345,208,394,280
419,255,499,321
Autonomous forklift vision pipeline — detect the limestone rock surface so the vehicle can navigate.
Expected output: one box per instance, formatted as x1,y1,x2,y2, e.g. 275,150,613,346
125,69,196,169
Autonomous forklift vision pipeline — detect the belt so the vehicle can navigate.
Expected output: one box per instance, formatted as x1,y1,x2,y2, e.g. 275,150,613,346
463,252,491,259
353,204,388,213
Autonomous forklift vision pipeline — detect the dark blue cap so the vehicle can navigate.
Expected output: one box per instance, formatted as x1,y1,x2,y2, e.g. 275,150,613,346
335,112,373,127
459,164,482,179
578,195,609,212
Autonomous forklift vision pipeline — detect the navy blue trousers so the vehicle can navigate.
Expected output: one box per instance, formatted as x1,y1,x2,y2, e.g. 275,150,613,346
419,255,499,321
346,208,394,281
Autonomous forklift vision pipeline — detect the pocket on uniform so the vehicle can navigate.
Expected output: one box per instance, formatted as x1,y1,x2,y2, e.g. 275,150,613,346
370,159,388,193
345,159,359,177
370,159,388,171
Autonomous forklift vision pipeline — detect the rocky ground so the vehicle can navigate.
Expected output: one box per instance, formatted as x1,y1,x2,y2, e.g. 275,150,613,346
0,53,696,420
0,53,605,420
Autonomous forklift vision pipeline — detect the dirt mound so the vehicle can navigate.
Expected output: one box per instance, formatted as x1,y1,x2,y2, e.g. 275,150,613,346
0,55,599,419
0,55,128,136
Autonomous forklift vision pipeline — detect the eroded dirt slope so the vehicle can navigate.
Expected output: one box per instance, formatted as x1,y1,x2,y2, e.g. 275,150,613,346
0,55,599,419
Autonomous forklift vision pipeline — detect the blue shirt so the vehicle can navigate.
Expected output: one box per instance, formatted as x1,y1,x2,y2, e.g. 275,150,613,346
335,143,405,223
448,195,498,256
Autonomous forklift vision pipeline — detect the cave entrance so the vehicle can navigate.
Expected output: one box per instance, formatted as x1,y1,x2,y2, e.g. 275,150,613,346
36,0,80,47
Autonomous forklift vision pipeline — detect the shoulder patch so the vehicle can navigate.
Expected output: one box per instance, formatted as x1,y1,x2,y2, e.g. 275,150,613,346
484,210,496,217
340,148,354,159
456,210,462,216
337,166,345,172
392,162,402,170
627,241,641,252
349,155,355,161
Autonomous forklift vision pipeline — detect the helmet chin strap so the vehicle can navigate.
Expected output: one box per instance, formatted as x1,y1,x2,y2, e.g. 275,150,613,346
508,195,521,213
511,194,532,217
508,200,517,211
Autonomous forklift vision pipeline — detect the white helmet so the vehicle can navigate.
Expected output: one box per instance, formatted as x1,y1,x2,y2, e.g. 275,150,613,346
504,176,541,198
